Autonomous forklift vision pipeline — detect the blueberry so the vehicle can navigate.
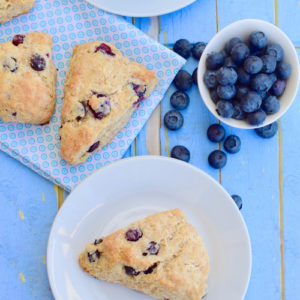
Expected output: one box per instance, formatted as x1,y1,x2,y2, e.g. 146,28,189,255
231,43,250,64
87,250,100,263
236,86,249,101
269,73,277,84
237,68,251,85
276,61,291,79
266,44,284,62
3,57,18,72
204,70,217,89
251,73,273,92
206,52,224,70
143,263,158,275
231,195,243,210
124,266,140,276
125,228,143,241
224,135,241,154
243,56,263,74
191,42,207,60
12,34,25,46
217,85,236,100
247,109,266,125
216,100,234,118
87,141,100,153
255,121,278,138
231,100,246,120
271,79,286,97
173,39,192,59
208,150,227,169
95,43,115,56
170,91,190,110
30,54,46,71
262,95,280,114
143,241,159,256
224,56,238,68
207,124,226,142
220,49,228,58
210,89,220,104
241,91,262,113
174,70,193,91
94,238,103,245
258,90,268,100
226,37,242,54
192,68,198,85
170,145,190,162
261,55,277,73
248,31,268,50
216,67,237,86
164,110,183,130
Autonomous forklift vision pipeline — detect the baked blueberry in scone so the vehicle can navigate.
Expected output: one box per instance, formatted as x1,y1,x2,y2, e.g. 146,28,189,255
0,32,57,124
59,41,158,165
79,209,209,300
0,0,36,24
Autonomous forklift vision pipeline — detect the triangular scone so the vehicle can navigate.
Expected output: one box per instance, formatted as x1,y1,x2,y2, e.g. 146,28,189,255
59,41,158,164
0,0,35,24
79,209,209,300
0,32,57,124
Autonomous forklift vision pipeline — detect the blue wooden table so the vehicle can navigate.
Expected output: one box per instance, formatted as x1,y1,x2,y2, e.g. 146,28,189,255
0,0,299,299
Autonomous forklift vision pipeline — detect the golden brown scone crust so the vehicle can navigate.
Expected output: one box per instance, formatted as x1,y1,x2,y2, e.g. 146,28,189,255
0,0,35,24
59,41,158,165
0,32,57,124
79,209,209,300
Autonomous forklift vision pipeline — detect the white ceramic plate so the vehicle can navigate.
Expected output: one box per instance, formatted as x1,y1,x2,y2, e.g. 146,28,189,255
47,156,251,300
85,0,196,17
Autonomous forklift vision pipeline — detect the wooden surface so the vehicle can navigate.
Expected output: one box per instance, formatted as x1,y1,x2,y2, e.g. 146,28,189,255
1,0,300,299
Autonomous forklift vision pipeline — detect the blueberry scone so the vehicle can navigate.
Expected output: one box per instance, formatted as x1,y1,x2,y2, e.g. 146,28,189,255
79,209,209,300
59,41,158,164
0,0,36,24
0,33,57,124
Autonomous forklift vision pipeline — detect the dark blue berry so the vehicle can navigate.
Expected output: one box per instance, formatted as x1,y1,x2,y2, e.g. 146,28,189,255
143,263,158,275
191,42,207,60
30,54,46,71
255,121,278,138
174,70,193,91
269,73,277,84
173,39,191,59
217,85,236,100
243,56,263,74
192,67,198,85
237,68,251,85
224,56,238,68
231,195,243,210
206,52,224,70
224,135,241,154
204,70,217,89
94,239,103,245
210,89,220,104
164,110,183,130
266,44,284,62
216,67,237,86
241,91,262,113
276,61,291,79
216,100,234,118
258,90,268,100
207,124,226,142
87,250,100,262
236,86,249,101
124,266,140,276
271,79,286,97
125,228,143,241
247,109,266,126
231,43,250,64
262,95,280,114
226,37,242,54
87,141,100,152
3,57,18,72
143,241,159,256
231,100,246,120
170,145,190,162
261,55,277,73
251,73,273,92
170,91,190,110
208,150,227,169
12,34,25,46
248,31,268,50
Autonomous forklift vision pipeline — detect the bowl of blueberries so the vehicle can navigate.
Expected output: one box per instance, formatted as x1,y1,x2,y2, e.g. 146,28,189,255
198,19,300,128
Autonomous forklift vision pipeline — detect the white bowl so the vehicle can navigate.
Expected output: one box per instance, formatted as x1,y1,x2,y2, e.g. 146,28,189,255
198,19,300,129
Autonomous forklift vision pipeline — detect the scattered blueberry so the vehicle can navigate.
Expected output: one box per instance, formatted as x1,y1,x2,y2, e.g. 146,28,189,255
216,67,237,86
226,37,242,54
174,70,193,91
30,54,46,71
271,79,286,97
231,100,246,120
224,56,237,68
12,34,25,46
208,150,227,169
247,109,267,125
95,43,115,56
3,57,18,72
236,86,249,101
143,242,159,256
224,135,241,154
87,141,100,153
170,145,190,162
124,266,140,276
243,56,263,74
217,85,236,100
231,195,243,210
170,91,190,110
191,42,207,60
173,39,192,59
192,67,198,85
251,73,273,92
216,100,234,118
266,44,284,61
207,124,225,143
143,263,158,275
276,61,291,79
248,31,268,50
206,52,224,70
164,110,184,130
241,91,262,113
204,70,217,89
87,250,100,263
94,239,103,245
262,95,280,114
237,68,251,85
261,55,277,73
230,43,250,64
125,228,143,241
255,121,278,138
210,89,220,104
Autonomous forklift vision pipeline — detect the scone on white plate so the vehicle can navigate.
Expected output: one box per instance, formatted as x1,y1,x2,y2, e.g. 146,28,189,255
59,41,158,165
79,209,209,300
